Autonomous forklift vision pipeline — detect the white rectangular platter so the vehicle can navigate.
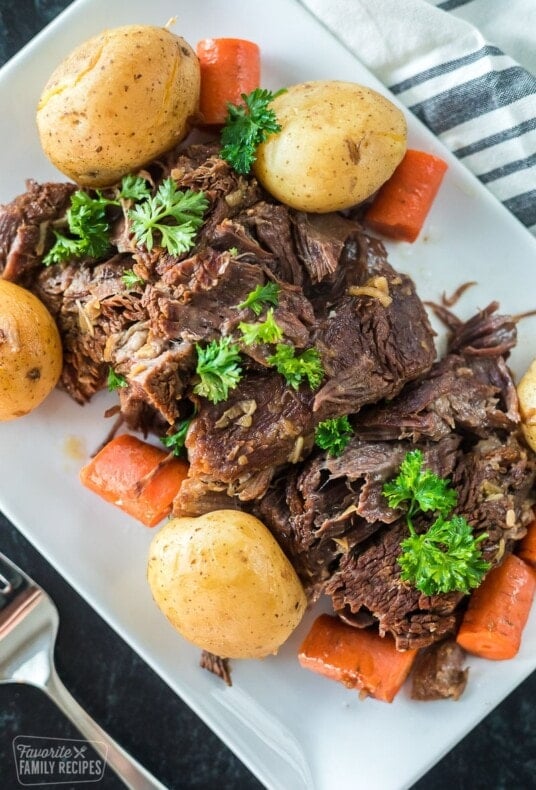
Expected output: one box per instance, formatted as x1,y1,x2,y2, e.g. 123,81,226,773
1,1,536,788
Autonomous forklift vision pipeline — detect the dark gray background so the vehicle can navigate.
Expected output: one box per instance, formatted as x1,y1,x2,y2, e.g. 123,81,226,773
0,2,535,788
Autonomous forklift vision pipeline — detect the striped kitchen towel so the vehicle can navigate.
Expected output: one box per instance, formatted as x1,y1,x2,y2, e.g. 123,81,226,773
299,0,536,235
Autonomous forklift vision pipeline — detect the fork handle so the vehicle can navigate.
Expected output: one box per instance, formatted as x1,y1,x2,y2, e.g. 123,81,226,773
43,666,168,790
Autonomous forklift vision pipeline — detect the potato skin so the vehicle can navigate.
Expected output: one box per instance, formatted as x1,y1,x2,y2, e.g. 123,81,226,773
254,80,407,212
517,359,536,451
0,280,62,421
36,25,200,187
147,510,307,659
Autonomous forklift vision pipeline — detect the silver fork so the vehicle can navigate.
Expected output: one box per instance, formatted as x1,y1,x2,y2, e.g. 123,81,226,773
0,550,168,790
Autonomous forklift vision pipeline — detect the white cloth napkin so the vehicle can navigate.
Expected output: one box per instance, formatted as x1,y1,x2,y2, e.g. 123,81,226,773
299,0,536,236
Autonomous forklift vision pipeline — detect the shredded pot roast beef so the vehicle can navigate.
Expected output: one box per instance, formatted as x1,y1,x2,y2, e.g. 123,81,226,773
2,141,534,678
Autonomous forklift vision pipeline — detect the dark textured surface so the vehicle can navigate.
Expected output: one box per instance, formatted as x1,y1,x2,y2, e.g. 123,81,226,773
1,2,536,789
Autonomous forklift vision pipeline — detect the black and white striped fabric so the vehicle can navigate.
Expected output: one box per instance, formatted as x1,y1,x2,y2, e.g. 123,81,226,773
300,0,536,235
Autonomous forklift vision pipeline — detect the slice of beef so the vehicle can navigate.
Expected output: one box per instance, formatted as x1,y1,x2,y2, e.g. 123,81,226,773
290,441,407,558
199,651,232,686
168,143,252,202
241,201,305,285
411,640,468,701
313,251,436,421
186,370,316,496
35,255,145,402
0,180,75,282
118,387,168,435
452,433,536,563
292,211,362,284
168,143,262,244
143,249,265,343
302,228,387,317
270,285,315,349
173,476,241,517
122,343,196,426
435,301,518,358
255,470,340,601
353,353,519,442
209,217,277,261
325,519,464,650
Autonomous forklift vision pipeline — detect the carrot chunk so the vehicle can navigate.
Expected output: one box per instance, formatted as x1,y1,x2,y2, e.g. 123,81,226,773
79,434,188,527
364,149,448,242
298,614,418,703
518,517,536,569
456,554,536,660
196,38,260,125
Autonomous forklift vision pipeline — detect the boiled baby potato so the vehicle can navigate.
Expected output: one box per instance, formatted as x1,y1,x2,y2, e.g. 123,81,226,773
254,80,407,212
517,359,536,451
0,280,62,421
147,510,307,659
36,25,200,187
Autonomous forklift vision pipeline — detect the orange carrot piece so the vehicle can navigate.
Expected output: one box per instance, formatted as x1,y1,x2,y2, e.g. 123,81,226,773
364,149,448,242
518,518,536,569
80,434,188,527
456,554,536,660
196,38,260,125
298,614,418,703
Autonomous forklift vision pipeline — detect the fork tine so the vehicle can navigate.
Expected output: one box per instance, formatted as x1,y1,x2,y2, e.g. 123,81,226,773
0,553,29,617
0,554,24,598
0,573,13,595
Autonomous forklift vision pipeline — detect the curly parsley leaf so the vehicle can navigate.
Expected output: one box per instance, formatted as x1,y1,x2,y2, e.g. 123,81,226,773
43,233,85,266
121,269,145,288
383,450,490,596
239,308,283,346
107,367,128,391
383,449,457,521
44,189,115,265
128,179,208,255
118,174,152,202
267,344,324,390
193,337,243,404
315,416,353,457
237,282,280,316
220,88,285,174
398,515,490,596
160,417,193,457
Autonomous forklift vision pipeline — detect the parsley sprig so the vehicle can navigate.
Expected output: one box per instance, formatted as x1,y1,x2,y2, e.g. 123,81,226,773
44,189,116,265
239,308,283,345
128,179,208,255
267,344,324,390
383,450,457,527
237,282,280,316
118,174,152,202
383,450,490,596
193,337,243,404
220,88,285,174
121,269,145,288
315,416,353,457
107,367,128,391
160,416,194,456
399,515,490,596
